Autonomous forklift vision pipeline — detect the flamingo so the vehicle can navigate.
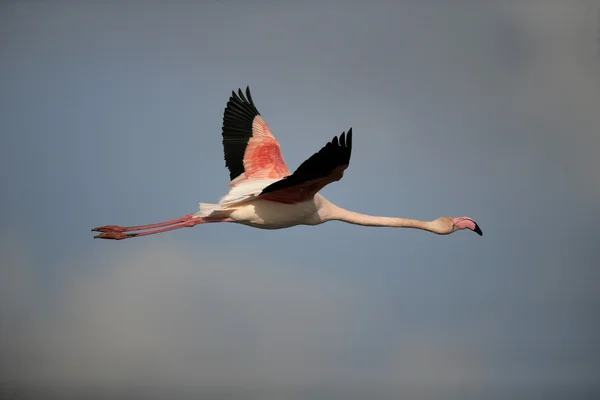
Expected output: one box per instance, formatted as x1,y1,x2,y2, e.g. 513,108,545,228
92,87,482,240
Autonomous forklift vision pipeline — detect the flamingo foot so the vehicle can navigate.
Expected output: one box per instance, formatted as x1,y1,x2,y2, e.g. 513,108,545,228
91,225,126,233
93,231,136,240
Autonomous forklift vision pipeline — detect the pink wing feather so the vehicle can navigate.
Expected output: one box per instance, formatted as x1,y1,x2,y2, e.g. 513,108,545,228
258,130,352,204
222,88,291,186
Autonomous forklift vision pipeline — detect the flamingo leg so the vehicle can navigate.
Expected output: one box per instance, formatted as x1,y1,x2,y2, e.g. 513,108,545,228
91,214,195,233
92,215,233,240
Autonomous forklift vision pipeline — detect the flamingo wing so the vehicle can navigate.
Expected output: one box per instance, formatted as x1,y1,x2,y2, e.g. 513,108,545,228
258,129,353,204
222,87,291,185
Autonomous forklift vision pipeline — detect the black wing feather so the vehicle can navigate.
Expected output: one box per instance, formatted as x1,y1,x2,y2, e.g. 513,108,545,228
261,129,353,195
222,86,261,181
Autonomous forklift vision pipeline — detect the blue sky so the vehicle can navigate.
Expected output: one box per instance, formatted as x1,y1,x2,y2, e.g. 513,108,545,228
1,1,599,397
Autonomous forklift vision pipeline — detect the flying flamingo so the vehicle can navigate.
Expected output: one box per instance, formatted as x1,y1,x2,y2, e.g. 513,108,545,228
92,87,482,240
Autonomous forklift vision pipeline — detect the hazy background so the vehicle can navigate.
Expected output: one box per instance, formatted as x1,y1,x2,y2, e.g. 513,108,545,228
1,1,599,399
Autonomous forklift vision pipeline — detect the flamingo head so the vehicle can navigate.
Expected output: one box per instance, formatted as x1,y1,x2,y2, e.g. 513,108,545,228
434,216,483,236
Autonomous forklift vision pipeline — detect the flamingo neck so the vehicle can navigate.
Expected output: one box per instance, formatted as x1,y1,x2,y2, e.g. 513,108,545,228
323,203,437,233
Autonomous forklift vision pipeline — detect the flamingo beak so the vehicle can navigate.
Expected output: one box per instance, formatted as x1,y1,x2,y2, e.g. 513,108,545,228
453,217,483,236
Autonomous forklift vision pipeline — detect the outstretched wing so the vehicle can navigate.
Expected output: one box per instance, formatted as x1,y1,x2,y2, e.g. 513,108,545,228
258,129,353,204
222,87,291,185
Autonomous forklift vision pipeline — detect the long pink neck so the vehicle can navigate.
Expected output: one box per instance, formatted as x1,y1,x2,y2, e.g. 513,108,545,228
324,204,436,233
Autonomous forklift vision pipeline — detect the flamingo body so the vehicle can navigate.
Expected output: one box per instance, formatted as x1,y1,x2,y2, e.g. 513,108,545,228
214,194,328,230
92,87,483,240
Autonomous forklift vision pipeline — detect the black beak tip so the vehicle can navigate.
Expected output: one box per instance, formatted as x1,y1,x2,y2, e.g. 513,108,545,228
473,223,483,236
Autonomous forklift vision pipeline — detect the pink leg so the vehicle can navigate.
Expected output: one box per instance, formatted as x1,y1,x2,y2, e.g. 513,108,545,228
91,214,195,233
92,215,233,240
